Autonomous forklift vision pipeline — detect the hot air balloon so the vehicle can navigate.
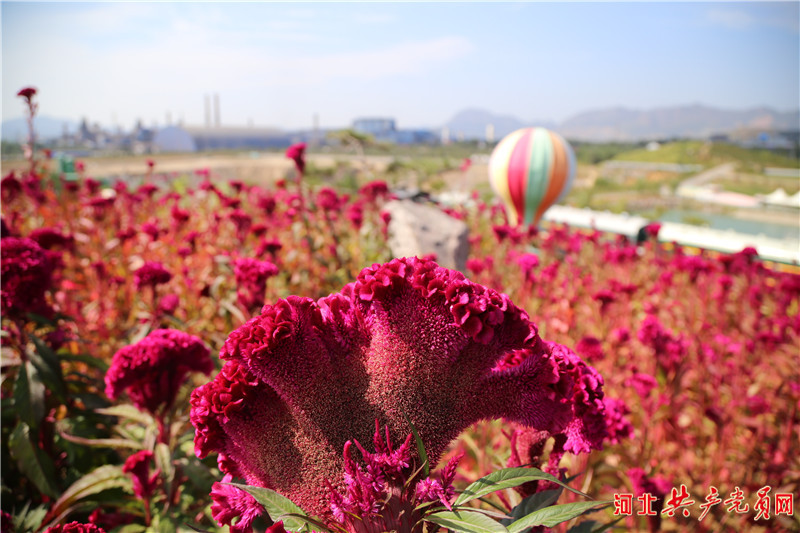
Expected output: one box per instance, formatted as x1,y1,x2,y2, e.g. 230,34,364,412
488,127,576,226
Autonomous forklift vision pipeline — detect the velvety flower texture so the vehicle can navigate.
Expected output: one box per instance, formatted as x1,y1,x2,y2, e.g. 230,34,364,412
191,257,609,519
106,329,213,416
1,237,53,318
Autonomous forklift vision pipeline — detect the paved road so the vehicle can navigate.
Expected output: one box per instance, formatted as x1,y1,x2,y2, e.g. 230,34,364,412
678,162,736,188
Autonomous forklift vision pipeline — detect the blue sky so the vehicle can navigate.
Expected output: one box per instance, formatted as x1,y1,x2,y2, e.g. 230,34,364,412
2,2,798,131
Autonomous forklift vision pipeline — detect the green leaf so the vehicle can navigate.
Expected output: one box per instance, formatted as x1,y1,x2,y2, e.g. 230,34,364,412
28,334,66,400
565,521,599,533
59,353,109,371
155,442,175,486
9,423,59,498
426,510,509,533
455,468,588,507
115,525,148,533
584,516,625,533
150,515,177,533
507,501,612,533
402,410,429,477
14,361,46,430
228,483,327,532
220,299,246,324
43,464,132,527
15,503,47,533
95,404,155,426
502,489,563,525
57,428,145,450
454,506,512,521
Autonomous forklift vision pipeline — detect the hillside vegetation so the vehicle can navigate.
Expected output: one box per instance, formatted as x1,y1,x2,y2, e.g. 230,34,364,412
612,141,799,171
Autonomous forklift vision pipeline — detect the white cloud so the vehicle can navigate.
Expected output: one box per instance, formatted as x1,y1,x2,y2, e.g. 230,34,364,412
706,6,799,33
707,8,755,30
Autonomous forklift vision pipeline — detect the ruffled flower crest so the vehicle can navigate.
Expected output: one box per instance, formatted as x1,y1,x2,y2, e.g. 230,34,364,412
191,257,609,520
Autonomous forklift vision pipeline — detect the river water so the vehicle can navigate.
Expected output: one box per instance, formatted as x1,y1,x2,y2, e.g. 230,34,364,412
659,209,799,246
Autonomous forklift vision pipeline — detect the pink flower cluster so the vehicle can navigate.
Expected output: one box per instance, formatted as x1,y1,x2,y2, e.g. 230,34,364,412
191,257,609,522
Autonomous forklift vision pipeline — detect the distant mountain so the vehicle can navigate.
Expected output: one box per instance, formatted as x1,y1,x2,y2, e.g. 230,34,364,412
1,116,79,142
443,108,555,141
443,105,800,142
559,105,800,141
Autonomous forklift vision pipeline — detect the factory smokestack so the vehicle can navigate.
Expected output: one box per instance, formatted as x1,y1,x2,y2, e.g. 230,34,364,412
204,95,211,127
214,93,220,127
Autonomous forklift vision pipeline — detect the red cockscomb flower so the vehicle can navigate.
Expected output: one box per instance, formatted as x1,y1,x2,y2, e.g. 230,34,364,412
17,87,37,101
285,142,306,177
233,257,279,312
44,523,106,533
210,474,266,533
122,450,160,501
191,257,608,519
1,237,53,318
106,329,212,416
133,261,172,290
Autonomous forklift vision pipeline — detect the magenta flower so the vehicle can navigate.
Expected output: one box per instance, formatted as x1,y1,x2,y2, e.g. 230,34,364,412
643,222,662,239
191,257,608,519
637,315,687,374
28,227,75,251
1,172,22,203
1,237,53,318
211,474,266,533
327,423,461,533
627,468,671,532
133,261,172,290
602,397,634,444
316,187,342,212
229,209,253,241
345,201,364,229
106,329,213,417
233,257,279,312
44,523,106,533
140,222,161,241
285,142,306,177
358,180,391,204
122,450,160,501
17,86,37,101
516,253,539,283
575,336,604,362
158,293,180,315
592,289,616,312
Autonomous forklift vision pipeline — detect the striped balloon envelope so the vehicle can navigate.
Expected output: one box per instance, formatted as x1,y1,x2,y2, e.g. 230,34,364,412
488,127,577,226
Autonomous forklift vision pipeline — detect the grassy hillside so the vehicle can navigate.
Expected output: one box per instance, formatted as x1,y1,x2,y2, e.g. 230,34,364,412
612,140,799,171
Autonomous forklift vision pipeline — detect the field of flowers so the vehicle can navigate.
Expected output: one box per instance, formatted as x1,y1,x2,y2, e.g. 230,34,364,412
2,90,798,533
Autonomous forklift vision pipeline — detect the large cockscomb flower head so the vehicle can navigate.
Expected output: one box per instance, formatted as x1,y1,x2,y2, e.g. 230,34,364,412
191,257,609,519
106,329,213,416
